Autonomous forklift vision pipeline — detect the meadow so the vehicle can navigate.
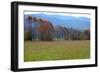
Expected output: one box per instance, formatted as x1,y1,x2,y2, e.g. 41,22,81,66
24,40,90,62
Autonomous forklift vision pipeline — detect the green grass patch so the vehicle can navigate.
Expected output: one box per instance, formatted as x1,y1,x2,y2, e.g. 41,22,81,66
24,40,90,62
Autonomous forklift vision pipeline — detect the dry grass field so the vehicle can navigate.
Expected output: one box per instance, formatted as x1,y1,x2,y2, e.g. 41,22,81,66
24,40,90,62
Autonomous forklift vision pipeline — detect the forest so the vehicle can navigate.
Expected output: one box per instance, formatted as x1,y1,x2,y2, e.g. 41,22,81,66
24,16,90,41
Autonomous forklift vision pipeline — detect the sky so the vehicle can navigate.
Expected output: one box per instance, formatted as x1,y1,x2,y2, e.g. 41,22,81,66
24,11,90,18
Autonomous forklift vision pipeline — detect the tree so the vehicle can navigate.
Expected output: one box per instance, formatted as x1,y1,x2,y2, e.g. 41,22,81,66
37,20,55,41
24,31,32,40
26,16,33,40
79,29,90,40
83,29,90,40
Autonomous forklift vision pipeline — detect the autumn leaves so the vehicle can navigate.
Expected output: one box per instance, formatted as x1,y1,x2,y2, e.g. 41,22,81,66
24,16,90,41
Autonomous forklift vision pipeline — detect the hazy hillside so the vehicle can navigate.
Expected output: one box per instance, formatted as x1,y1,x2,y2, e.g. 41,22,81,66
24,13,90,30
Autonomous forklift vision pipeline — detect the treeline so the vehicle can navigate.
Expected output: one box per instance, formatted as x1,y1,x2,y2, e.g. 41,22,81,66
24,16,90,41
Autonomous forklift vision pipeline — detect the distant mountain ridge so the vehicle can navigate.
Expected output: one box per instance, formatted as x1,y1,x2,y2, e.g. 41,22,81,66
24,13,90,30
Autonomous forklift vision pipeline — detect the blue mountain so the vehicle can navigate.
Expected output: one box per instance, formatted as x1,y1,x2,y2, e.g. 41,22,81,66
25,13,90,30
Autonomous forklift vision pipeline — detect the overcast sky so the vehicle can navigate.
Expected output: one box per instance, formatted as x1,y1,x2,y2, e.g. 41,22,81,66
24,11,90,18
